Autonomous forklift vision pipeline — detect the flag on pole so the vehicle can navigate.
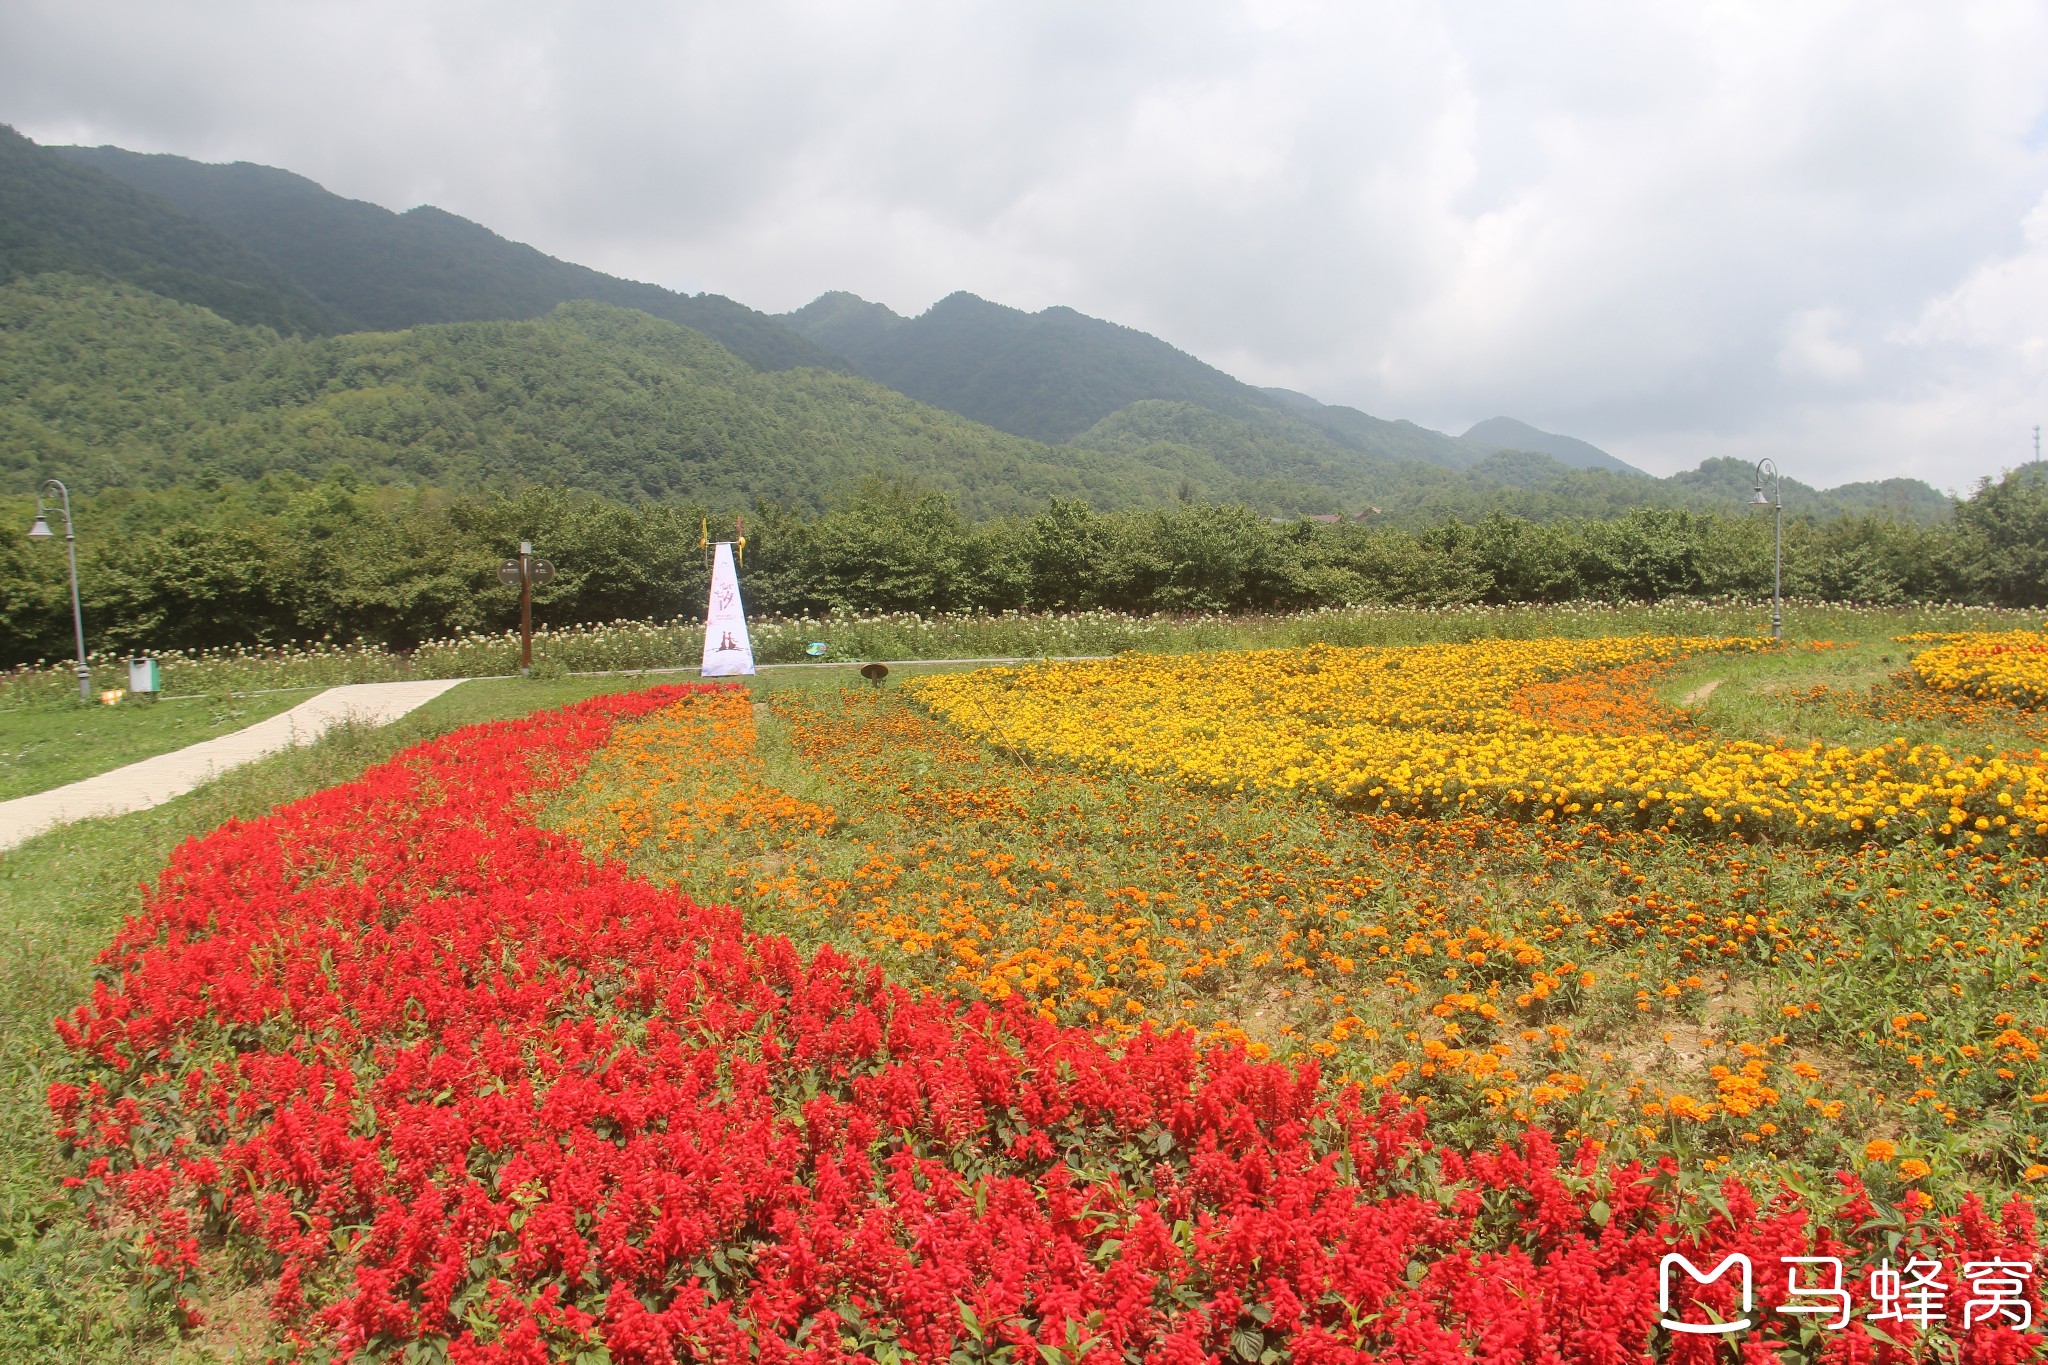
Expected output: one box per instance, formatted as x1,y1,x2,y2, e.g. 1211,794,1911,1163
700,541,755,677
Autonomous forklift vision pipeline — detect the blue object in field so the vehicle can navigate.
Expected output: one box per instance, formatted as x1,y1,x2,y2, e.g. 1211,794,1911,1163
806,642,829,657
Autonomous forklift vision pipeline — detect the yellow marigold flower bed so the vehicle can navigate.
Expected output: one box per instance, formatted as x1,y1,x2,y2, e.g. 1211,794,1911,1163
914,636,2048,846
1912,628,2048,709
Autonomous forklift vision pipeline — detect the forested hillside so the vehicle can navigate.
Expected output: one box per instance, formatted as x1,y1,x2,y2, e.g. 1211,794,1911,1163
55,142,845,372
0,125,338,336
1,271,1965,531
1460,416,1642,474
1259,386,1497,470
778,289,1510,472
779,289,1954,521
780,290,1293,443
0,130,2017,676
6,127,1956,524
1068,400,1452,510
782,290,1500,471
0,273,1356,515
1662,458,1953,521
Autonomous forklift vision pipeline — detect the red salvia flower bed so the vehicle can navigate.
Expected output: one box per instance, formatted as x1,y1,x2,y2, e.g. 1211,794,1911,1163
47,688,2044,1362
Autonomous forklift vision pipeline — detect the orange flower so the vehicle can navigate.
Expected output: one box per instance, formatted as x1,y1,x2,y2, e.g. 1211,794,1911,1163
1864,1138,1899,1163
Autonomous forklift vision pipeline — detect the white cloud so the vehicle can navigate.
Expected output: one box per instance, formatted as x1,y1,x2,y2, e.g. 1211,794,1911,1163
1778,309,1865,384
2,0,2045,489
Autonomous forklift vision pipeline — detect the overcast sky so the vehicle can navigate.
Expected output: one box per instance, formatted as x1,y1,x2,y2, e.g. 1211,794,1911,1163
6,1,2046,490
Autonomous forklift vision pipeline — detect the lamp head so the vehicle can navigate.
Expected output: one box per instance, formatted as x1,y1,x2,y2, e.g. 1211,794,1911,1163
26,515,51,540
1751,486,1771,507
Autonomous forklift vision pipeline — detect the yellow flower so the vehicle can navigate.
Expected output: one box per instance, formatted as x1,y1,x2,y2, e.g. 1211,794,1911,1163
1897,1159,1932,1181
912,636,2048,853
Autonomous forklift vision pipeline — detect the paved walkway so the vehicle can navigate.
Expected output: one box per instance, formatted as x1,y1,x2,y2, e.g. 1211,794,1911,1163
0,680,466,852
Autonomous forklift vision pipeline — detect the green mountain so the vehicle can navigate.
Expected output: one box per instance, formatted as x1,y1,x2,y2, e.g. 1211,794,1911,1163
777,290,1507,474
780,290,1299,443
1664,458,1953,522
3,273,1402,517
53,143,844,372
780,289,1950,523
0,125,339,336
1460,416,1645,476
3,127,1956,527
1068,400,1456,511
773,288,1512,470
1257,387,1485,469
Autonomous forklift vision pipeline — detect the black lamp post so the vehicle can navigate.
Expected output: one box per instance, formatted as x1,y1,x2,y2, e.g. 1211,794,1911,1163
1751,459,1783,643
26,478,90,703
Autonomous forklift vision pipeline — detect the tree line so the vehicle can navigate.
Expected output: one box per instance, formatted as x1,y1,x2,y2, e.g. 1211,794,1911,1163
2,470,2041,668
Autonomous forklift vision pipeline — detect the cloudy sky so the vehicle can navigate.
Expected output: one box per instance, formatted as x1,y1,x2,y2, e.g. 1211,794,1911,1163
6,0,2046,490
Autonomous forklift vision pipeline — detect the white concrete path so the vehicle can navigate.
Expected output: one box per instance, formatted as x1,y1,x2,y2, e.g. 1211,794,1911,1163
0,679,466,852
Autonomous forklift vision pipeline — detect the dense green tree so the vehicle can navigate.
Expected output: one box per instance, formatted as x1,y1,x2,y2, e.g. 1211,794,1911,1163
1952,470,2048,608
3,474,2042,669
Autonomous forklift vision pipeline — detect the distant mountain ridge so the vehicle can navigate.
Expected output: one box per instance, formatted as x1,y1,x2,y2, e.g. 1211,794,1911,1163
0,125,339,335
1460,416,1644,476
53,143,845,372
777,289,1947,518
0,126,1954,523
779,290,1492,473
781,290,1286,443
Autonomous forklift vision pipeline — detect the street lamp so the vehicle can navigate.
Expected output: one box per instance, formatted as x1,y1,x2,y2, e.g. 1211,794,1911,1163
26,478,91,702
1751,458,1783,643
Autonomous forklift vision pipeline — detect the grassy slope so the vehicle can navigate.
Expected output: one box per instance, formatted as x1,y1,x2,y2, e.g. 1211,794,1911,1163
0,675,678,1362
1659,641,2048,755
0,692,309,803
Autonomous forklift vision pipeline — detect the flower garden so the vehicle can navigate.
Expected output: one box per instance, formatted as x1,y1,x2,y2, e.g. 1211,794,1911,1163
1916,632,2048,711
40,626,2048,1360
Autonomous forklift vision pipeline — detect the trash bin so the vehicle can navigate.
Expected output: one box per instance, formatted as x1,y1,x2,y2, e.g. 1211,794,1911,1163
128,657,160,695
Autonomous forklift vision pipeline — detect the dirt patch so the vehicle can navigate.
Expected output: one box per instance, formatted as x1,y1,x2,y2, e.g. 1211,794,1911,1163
184,1258,283,1360
1603,976,1763,1084
1228,981,1310,1055
1682,679,1725,706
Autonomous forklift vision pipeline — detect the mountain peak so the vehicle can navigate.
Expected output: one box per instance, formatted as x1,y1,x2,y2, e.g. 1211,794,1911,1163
780,291,907,355
1461,416,1643,476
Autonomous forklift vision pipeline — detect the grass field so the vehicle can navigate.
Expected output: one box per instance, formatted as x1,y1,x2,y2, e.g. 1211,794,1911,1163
0,692,312,803
1,598,2033,707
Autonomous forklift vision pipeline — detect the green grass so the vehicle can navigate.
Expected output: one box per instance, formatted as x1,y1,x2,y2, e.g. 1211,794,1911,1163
0,675,678,1363
1660,641,2048,755
4,599,2036,707
0,692,313,803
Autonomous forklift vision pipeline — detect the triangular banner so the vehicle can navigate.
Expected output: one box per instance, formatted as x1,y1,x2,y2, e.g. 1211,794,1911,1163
700,541,755,677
